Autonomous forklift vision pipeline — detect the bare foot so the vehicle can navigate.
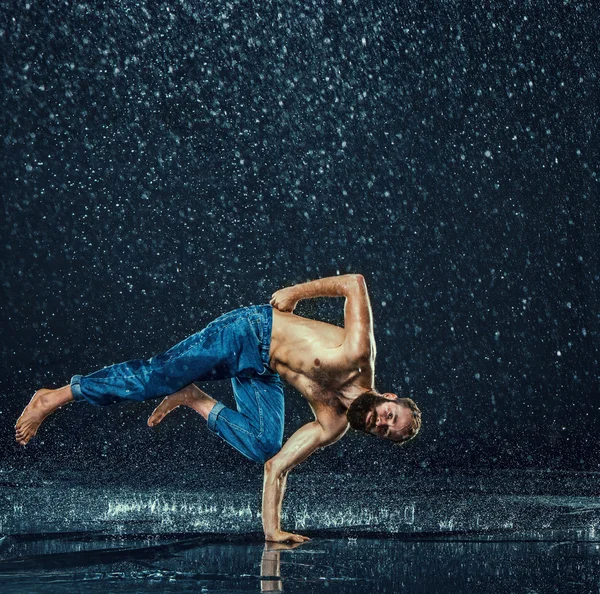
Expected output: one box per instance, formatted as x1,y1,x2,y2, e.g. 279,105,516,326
148,388,191,427
15,386,73,446
148,384,217,426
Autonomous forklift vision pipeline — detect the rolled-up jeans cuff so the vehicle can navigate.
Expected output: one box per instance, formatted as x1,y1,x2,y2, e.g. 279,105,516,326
70,375,86,402
207,402,226,432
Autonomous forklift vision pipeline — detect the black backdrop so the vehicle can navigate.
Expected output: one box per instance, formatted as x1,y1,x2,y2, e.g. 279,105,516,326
1,0,598,479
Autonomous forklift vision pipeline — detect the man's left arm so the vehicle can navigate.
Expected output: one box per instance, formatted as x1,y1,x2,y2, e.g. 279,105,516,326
341,274,376,364
270,273,376,363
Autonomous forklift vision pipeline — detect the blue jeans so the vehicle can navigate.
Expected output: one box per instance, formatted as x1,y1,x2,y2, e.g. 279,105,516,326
70,305,284,464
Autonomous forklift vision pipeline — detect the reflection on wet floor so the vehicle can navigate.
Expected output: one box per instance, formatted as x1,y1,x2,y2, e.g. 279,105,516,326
2,471,600,591
1,533,600,593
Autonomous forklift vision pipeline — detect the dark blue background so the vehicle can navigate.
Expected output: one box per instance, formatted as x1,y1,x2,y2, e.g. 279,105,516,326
1,0,598,477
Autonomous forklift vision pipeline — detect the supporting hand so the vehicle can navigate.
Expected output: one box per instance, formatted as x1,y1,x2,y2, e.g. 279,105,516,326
264,541,306,551
265,530,310,543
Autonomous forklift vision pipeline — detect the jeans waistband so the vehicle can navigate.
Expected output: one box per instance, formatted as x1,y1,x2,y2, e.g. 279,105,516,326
253,304,274,372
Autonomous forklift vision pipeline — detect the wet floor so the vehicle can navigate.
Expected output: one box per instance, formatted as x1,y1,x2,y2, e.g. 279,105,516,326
2,470,599,592
1,533,600,593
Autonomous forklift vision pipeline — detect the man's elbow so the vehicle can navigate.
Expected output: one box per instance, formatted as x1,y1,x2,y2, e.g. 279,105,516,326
339,273,364,288
264,457,288,479
348,273,365,288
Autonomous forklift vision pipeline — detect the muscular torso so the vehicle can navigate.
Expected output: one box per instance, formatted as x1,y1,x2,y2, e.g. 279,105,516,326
267,309,374,428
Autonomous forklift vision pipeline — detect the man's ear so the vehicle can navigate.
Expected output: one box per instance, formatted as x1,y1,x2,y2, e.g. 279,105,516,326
381,393,398,400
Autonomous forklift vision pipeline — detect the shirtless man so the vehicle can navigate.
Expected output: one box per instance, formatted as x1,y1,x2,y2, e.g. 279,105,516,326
15,274,421,543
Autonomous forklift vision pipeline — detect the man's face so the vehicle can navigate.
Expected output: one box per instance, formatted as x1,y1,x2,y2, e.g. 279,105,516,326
365,398,414,441
347,391,413,442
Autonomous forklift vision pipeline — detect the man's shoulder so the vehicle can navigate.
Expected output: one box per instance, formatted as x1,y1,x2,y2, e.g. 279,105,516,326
313,401,350,443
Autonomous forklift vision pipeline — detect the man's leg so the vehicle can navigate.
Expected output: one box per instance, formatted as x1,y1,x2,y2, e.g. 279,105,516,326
210,375,285,463
14,382,205,447
15,306,268,446
147,383,216,427
148,374,285,465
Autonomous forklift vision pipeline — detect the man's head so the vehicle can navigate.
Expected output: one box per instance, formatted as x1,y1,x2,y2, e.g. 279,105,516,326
346,390,421,444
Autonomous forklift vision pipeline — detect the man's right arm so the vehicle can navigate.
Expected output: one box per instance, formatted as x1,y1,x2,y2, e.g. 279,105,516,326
262,420,346,542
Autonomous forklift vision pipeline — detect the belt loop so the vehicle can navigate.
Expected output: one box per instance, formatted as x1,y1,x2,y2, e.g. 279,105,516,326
260,304,273,371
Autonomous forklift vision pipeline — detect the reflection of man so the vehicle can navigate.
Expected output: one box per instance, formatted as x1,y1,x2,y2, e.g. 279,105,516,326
261,542,300,592
16,274,421,542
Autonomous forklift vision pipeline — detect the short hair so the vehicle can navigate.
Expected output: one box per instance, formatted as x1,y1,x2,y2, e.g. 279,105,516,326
394,397,421,445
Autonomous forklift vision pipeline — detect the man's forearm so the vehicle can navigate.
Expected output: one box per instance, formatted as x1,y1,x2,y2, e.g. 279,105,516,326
291,274,359,301
262,469,288,539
